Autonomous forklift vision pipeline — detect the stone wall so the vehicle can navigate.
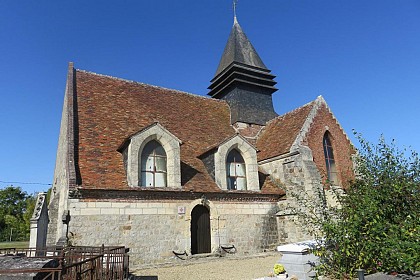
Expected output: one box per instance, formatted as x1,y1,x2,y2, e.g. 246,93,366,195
67,198,278,268
29,193,48,250
47,68,72,246
260,146,323,244
258,101,355,245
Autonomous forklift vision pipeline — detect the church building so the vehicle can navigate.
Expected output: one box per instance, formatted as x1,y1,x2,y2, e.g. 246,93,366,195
47,15,354,267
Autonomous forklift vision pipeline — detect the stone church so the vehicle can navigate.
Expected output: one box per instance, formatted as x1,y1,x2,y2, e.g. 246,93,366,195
46,15,354,267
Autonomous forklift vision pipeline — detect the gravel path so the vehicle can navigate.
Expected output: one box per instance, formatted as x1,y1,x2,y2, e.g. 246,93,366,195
131,253,281,280
131,253,420,280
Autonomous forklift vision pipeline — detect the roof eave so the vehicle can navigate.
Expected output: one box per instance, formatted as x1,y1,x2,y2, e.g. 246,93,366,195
65,62,80,189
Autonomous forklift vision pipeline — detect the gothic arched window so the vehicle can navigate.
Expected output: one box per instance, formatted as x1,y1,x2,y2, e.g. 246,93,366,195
323,132,338,185
226,149,247,190
140,140,167,187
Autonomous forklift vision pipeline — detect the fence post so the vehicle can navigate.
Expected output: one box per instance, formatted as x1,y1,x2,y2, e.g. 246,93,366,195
355,269,365,280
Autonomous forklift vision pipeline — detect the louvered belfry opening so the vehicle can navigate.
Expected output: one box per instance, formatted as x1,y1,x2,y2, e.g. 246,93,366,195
191,205,211,254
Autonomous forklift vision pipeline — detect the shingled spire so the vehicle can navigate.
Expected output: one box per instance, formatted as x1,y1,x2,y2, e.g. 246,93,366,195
208,15,278,125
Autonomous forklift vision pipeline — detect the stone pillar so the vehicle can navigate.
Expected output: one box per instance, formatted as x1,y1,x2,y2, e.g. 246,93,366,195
29,193,48,255
56,210,70,249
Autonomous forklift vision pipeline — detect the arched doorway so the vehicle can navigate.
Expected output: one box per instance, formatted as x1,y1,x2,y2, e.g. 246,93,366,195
191,205,211,254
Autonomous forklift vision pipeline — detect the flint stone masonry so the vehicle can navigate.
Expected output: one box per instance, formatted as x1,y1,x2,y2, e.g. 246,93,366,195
67,198,278,267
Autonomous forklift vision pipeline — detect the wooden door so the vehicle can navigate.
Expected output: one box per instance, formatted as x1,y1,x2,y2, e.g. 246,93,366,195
191,205,211,254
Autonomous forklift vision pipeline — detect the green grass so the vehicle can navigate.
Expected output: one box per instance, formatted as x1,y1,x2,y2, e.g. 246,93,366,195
0,241,29,249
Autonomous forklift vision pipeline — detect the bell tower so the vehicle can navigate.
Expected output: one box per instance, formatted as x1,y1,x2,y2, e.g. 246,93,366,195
208,15,278,125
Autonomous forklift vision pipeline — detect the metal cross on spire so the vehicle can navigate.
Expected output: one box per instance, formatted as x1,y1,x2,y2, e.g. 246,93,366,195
233,0,238,23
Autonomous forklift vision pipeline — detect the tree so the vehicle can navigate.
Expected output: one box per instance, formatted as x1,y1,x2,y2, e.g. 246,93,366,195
0,186,28,216
0,186,35,241
291,134,420,279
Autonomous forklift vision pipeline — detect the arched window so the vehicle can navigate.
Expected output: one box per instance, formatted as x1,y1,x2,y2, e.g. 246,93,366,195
323,132,338,185
140,140,167,187
226,149,247,190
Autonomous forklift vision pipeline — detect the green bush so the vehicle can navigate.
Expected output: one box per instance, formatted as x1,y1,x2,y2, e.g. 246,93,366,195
292,134,420,279
326,135,418,278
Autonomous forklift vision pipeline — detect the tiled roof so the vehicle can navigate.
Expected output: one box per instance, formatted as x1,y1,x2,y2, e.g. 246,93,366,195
71,69,286,196
75,70,235,192
256,101,315,161
259,169,286,195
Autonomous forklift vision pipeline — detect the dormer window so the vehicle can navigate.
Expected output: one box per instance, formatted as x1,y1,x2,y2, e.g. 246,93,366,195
323,132,338,185
214,134,259,191
140,140,167,187
119,122,182,188
227,149,246,190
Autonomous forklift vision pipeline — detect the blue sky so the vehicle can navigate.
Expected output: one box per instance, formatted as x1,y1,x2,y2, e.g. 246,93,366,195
1,1,419,194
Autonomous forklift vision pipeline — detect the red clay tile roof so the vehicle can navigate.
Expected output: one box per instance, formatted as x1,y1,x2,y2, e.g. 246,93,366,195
256,101,315,161
72,69,287,196
75,70,235,192
259,169,286,195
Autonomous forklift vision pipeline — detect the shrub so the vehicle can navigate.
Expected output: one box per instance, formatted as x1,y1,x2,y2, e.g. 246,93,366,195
291,134,420,279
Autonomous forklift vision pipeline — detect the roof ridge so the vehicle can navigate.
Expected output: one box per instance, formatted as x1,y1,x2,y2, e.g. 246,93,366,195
316,96,354,146
290,97,323,151
198,132,256,157
75,69,226,103
290,95,353,150
265,99,316,126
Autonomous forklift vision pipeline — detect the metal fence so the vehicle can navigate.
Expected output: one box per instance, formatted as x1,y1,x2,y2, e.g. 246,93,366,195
0,245,129,280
